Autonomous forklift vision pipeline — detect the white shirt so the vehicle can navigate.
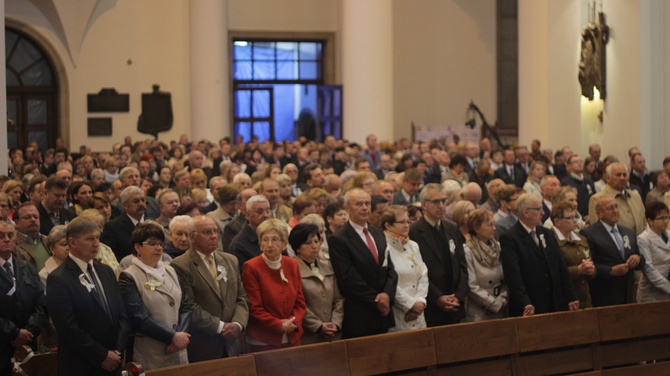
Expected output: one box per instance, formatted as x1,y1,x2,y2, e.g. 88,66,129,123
349,220,377,252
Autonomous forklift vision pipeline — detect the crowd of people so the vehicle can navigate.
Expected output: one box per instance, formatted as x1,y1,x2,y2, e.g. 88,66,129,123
1,133,670,374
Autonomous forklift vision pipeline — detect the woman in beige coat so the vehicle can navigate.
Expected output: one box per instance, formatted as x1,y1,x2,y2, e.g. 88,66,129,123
464,209,508,321
289,223,344,344
119,221,192,370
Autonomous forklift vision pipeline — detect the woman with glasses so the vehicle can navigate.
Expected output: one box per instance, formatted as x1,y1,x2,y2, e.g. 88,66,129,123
464,209,508,321
381,205,428,331
119,221,192,370
242,218,305,351
637,201,670,302
551,202,596,308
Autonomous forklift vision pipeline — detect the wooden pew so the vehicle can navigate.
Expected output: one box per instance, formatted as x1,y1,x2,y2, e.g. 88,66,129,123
11,347,57,376
432,318,518,375
596,302,670,369
253,341,348,376
146,355,256,376
345,328,435,376
514,308,600,376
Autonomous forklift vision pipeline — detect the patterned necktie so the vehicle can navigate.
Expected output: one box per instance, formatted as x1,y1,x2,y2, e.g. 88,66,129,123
362,227,379,264
87,264,111,318
611,227,625,258
3,262,14,281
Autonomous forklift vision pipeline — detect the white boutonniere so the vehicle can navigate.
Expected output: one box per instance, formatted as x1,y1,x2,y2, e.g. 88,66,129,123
539,234,546,248
280,268,289,283
216,265,227,282
623,235,630,250
583,248,591,259
144,278,162,291
587,185,593,195
79,273,95,293
449,239,456,255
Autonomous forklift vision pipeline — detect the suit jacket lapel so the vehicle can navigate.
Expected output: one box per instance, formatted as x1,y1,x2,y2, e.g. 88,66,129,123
345,223,378,267
64,258,108,316
595,222,624,261
189,249,222,301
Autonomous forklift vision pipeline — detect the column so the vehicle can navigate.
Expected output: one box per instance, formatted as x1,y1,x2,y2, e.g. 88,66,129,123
341,0,393,144
518,0,581,153
189,0,230,142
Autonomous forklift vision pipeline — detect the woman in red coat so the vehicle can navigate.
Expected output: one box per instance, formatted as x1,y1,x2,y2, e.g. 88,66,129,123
242,218,306,352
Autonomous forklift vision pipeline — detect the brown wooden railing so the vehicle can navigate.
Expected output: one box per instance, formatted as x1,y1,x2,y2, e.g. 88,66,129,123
14,301,670,376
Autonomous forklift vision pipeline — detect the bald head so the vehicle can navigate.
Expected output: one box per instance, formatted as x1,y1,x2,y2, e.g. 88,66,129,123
460,182,482,205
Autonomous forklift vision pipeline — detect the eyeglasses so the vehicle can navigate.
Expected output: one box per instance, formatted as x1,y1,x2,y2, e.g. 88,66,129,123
394,220,411,225
654,216,670,221
142,241,163,248
426,198,448,205
527,207,543,212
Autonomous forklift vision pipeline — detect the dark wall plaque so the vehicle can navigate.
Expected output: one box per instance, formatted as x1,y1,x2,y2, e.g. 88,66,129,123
87,88,130,112
87,117,113,136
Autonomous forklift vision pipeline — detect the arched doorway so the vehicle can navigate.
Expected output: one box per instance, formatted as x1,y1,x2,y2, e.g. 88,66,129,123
5,27,59,151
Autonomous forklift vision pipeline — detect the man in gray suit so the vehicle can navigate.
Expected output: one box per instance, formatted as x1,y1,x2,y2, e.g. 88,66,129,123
171,216,249,362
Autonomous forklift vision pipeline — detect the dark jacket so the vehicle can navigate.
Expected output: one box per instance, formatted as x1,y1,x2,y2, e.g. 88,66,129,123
409,217,468,326
500,222,578,316
328,222,397,338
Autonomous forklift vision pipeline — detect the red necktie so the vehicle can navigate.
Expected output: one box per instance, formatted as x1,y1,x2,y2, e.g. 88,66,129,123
363,227,379,263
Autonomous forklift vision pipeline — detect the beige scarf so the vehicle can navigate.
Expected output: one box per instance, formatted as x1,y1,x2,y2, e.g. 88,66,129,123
466,237,501,268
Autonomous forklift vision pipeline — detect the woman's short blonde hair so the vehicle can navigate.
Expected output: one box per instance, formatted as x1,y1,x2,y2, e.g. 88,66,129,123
256,218,289,243
451,200,475,226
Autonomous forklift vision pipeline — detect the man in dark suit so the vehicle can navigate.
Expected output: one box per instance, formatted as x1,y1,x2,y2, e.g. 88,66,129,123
37,176,76,236
171,216,249,362
469,158,494,204
561,155,596,218
47,216,130,376
580,196,644,307
373,154,393,180
494,149,526,188
0,221,47,375
393,168,422,205
115,166,160,220
101,186,146,261
229,195,271,271
328,188,397,338
409,183,468,326
221,188,256,252
500,193,579,316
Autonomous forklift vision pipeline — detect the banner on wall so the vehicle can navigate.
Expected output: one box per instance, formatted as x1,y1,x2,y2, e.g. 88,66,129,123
412,124,480,144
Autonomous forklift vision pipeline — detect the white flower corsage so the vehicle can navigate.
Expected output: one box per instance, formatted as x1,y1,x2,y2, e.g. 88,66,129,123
216,265,227,282
144,278,162,291
623,235,630,249
539,234,546,248
583,248,591,259
79,273,95,293
449,239,456,255
280,268,289,283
